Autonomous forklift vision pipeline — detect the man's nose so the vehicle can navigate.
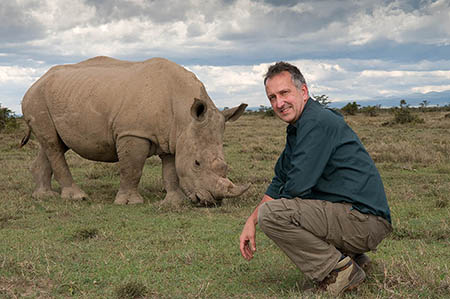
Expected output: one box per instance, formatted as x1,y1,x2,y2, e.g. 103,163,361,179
275,97,284,108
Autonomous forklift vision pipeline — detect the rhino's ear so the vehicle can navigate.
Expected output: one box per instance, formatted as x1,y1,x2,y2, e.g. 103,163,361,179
191,98,208,121
222,103,247,122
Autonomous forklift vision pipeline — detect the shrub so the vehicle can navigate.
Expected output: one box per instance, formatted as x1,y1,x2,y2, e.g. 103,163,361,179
258,105,275,117
341,102,360,115
393,108,424,124
0,104,19,132
361,105,380,117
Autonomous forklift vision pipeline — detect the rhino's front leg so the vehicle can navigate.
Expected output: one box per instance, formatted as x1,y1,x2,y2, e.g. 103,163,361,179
159,154,187,207
114,136,150,205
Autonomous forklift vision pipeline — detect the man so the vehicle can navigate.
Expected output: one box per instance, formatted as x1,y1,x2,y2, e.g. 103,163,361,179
239,62,392,296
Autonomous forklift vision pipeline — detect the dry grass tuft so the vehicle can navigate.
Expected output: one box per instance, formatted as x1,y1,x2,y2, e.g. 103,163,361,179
115,281,147,299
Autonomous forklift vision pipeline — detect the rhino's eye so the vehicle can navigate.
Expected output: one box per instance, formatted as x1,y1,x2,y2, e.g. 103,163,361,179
194,160,201,167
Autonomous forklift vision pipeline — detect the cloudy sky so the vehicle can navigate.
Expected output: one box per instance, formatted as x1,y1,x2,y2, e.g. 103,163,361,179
1,0,450,114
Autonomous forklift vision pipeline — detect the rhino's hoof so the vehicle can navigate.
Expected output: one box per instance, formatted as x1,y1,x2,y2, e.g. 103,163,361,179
61,187,89,200
114,192,144,205
159,191,186,207
32,189,59,199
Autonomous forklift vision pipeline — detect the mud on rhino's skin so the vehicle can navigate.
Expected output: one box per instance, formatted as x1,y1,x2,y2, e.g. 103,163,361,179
21,56,250,206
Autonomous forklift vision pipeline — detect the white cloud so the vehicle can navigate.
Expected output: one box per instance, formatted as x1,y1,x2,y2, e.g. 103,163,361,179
347,0,450,46
412,84,450,93
0,65,42,84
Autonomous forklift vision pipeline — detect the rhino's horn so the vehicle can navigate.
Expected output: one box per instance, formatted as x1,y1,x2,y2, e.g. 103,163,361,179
215,177,250,198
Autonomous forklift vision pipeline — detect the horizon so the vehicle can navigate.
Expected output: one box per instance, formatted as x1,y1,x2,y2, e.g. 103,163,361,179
1,0,450,114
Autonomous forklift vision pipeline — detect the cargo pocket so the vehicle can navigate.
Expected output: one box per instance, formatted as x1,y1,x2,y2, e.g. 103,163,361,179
340,208,372,253
260,199,297,227
342,234,371,253
348,208,369,222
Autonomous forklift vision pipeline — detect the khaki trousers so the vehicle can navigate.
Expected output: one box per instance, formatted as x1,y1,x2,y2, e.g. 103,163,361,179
258,198,392,281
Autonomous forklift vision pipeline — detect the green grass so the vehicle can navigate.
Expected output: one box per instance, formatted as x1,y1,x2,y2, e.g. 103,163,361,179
0,112,449,298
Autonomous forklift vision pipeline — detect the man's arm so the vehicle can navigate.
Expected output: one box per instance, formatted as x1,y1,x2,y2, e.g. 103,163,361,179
239,194,274,261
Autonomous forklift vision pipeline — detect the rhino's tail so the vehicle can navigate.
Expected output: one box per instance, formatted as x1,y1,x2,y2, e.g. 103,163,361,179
19,125,31,148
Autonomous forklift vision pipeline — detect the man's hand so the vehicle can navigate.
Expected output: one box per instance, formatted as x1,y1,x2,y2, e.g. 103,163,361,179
239,218,257,260
239,194,273,261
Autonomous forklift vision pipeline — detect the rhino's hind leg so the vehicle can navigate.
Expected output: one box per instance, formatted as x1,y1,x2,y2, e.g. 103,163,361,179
159,154,186,207
42,143,89,200
114,136,150,205
31,147,59,198
27,108,88,201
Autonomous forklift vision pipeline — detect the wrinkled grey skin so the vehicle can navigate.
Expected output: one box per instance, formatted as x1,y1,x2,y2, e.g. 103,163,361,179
21,56,249,206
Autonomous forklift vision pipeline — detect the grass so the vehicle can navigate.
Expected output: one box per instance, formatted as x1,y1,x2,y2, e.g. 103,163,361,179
0,111,449,298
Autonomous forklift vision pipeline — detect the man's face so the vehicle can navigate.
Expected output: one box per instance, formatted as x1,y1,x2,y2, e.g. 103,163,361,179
265,71,309,124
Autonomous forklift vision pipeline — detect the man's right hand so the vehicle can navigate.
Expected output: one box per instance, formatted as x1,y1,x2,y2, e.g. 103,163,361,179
239,218,257,260
239,194,274,261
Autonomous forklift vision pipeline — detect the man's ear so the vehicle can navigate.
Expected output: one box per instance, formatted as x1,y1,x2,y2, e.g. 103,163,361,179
222,103,247,122
301,84,309,101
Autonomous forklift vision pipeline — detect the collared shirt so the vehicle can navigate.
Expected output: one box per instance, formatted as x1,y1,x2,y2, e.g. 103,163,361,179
266,98,391,223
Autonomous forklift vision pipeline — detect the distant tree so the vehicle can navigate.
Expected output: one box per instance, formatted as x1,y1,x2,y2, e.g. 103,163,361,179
341,102,360,115
313,94,331,108
420,100,429,108
419,100,430,112
0,103,18,132
399,99,408,108
388,99,424,125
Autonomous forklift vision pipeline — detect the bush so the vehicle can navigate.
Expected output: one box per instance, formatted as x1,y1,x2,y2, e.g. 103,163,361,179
258,105,275,117
0,104,19,132
394,107,424,124
361,105,380,117
341,102,360,115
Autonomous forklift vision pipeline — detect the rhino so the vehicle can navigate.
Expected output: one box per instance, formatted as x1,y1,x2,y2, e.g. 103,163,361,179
20,56,249,207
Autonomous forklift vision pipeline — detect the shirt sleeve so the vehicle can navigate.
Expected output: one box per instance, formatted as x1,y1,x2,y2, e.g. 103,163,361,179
265,148,287,199
283,122,336,198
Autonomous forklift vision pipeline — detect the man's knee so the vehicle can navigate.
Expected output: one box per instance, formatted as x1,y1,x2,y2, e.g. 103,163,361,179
257,199,293,234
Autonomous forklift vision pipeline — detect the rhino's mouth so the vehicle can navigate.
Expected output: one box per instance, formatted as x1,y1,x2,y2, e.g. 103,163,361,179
189,190,222,207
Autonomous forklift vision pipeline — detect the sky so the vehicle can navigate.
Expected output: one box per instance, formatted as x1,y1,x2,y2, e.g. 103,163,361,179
1,0,450,114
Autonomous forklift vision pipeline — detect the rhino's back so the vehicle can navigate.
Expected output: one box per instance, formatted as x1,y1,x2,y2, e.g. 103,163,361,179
22,57,209,161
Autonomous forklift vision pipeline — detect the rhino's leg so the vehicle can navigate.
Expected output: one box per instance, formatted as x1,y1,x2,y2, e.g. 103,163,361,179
114,136,150,205
28,111,88,200
159,154,186,207
31,147,59,198
43,142,88,200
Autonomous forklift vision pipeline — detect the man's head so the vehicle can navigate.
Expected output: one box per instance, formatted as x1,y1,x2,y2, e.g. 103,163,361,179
264,62,309,124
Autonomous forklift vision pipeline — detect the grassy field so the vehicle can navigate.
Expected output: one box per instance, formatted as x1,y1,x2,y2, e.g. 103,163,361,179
0,110,449,298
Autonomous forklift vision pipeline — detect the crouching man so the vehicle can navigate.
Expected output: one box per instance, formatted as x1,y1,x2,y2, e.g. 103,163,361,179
239,62,392,296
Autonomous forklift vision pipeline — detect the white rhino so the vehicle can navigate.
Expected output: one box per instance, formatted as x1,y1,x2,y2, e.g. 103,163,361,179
21,56,249,206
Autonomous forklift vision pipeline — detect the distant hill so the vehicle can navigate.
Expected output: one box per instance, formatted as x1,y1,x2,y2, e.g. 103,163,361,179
328,90,450,108
228,90,450,111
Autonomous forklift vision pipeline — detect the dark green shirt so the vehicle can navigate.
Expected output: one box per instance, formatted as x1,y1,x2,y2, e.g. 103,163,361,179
266,99,391,223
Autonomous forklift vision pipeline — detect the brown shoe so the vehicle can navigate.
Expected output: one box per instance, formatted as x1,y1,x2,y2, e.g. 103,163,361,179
318,256,366,296
354,253,371,271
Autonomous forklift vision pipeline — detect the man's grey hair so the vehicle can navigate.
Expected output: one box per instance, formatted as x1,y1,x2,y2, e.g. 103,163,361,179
264,61,307,91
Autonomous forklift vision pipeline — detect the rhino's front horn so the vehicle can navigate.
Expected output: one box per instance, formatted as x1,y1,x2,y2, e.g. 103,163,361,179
215,177,250,198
